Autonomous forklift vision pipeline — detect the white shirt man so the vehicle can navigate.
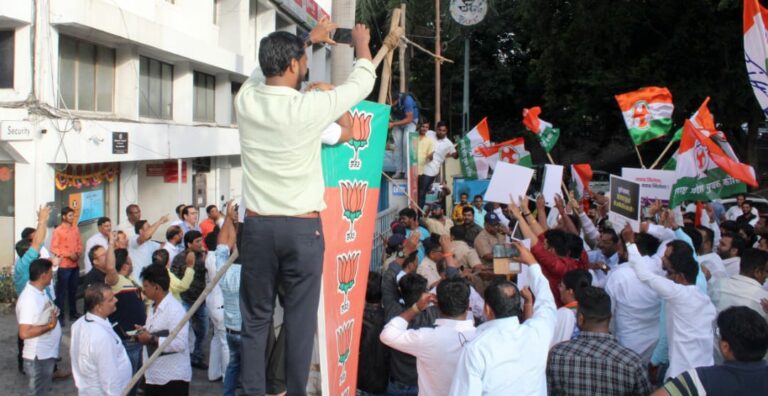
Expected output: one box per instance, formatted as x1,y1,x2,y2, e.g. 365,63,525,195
129,235,160,281
144,287,191,386
84,231,109,274
450,255,556,395
70,286,132,396
630,255,716,379
708,249,768,324
380,278,477,396
423,126,457,178
605,260,661,363
16,261,61,396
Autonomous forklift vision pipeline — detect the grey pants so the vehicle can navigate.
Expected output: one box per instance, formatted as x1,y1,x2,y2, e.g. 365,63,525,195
239,216,324,396
23,357,56,396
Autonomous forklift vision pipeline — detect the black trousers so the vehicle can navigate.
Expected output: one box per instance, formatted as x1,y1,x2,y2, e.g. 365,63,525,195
145,380,189,396
417,174,436,209
239,216,324,396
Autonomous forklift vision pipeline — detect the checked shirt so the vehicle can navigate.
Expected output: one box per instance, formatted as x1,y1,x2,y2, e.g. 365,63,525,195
547,331,652,396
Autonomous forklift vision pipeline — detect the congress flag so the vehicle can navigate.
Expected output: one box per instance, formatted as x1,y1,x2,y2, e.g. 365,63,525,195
477,137,533,168
570,164,593,199
457,118,492,179
745,0,768,116
615,86,673,145
669,120,756,207
522,107,560,153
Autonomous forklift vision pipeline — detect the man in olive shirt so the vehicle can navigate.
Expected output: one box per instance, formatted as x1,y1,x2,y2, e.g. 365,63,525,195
235,19,376,395
474,213,508,267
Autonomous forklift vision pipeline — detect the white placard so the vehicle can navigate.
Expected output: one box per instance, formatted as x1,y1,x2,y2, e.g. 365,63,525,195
483,162,534,205
621,168,676,206
542,164,564,207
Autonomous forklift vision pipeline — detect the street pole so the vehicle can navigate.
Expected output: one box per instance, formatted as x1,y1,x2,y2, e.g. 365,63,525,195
463,33,469,133
331,0,355,85
435,0,441,122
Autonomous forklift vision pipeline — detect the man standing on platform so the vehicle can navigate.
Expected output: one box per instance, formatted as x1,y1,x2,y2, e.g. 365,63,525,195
51,206,82,325
235,17,376,395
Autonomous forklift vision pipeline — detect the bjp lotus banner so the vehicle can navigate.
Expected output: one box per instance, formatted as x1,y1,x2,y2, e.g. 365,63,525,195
318,100,389,396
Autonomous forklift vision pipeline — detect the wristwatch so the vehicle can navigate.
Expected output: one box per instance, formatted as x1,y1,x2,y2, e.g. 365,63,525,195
396,250,406,258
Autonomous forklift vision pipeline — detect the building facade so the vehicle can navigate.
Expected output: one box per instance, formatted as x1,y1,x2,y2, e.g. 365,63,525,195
0,0,332,266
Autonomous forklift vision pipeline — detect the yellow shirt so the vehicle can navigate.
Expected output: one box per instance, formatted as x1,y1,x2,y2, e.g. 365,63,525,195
235,59,376,215
417,135,434,175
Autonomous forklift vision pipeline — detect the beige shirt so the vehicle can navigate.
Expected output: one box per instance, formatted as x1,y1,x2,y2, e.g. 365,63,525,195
236,59,376,215
424,217,454,236
474,229,507,267
418,256,441,288
451,240,481,269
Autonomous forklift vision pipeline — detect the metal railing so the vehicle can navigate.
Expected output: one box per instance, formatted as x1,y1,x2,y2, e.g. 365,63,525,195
370,206,400,273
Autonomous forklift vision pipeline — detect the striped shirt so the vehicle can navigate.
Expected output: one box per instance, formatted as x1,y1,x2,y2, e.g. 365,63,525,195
663,361,768,396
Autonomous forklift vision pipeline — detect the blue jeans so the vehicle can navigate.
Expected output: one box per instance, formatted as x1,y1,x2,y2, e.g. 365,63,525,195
55,267,79,318
23,357,56,396
182,301,208,364
392,123,416,174
386,380,418,396
224,332,241,396
122,339,143,396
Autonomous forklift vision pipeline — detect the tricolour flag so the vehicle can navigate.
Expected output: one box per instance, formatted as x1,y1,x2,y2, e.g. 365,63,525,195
615,86,674,145
672,97,716,143
522,107,560,152
570,164,593,199
477,137,533,168
669,120,756,207
744,0,768,116
457,118,491,179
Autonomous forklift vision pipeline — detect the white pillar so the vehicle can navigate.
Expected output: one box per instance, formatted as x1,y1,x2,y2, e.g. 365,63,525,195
330,0,355,85
115,45,140,120
214,72,231,126
173,61,194,124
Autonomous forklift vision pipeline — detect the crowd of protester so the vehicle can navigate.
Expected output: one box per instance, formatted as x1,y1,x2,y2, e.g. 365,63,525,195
358,192,768,396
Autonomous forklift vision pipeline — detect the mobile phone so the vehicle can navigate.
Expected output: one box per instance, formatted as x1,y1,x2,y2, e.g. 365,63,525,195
333,28,353,45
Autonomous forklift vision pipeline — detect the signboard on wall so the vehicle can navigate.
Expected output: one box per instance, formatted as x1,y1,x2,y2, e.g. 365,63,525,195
0,121,34,141
164,161,188,183
278,0,330,27
112,132,128,154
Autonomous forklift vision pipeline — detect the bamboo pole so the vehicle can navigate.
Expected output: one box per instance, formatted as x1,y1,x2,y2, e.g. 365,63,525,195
399,3,406,94
382,171,425,216
435,0,441,122
120,249,240,396
377,9,401,103
649,139,676,169
634,145,647,169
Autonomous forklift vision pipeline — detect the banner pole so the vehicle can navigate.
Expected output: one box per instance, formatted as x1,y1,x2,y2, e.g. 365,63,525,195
633,145,647,169
649,139,676,169
382,171,425,216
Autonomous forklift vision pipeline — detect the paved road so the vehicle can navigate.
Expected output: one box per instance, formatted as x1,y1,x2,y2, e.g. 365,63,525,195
0,307,223,395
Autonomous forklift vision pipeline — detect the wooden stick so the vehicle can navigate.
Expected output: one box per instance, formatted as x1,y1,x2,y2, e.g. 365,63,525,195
649,139,676,169
121,249,240,396
376,9,402,103
399,3,406,93
371,26,403,68
401,36,455,64
381,171,425,216
633,145,646,169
